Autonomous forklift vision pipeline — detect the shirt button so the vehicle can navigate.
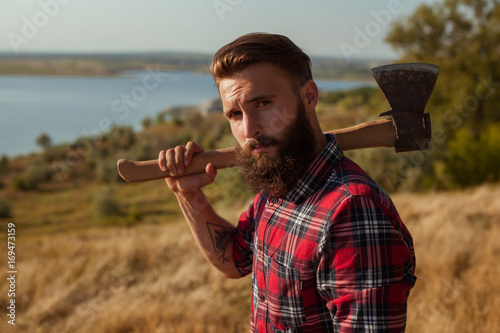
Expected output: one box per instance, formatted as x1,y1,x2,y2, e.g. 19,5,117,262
271,197,279,204
258,245,262,251
259,294,265,302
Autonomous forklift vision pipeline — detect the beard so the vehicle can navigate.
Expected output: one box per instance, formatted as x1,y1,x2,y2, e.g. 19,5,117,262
235,100,317,197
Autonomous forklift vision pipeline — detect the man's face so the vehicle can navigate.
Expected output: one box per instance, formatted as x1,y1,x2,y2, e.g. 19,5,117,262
219,63,317,195
219,62,303,158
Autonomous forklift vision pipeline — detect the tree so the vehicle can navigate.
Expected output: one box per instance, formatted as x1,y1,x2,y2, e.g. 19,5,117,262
142,117,152,129
36,133,52,150
385,0,500,188
386,0,500,135
0,155,8,175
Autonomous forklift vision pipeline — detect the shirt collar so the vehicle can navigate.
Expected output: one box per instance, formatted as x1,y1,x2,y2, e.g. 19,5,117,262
284,134,343,204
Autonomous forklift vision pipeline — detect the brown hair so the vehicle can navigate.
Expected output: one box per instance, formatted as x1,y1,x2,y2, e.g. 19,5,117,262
210,33,313,90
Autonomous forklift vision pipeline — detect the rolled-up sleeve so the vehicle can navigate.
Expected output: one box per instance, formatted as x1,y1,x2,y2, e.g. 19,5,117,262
232,196,262,277
317,195,416,332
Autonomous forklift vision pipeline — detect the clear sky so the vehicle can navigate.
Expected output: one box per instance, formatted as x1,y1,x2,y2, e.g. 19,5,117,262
0,0,435,60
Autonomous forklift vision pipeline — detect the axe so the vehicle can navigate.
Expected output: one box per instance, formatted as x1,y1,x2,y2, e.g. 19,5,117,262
117,63,439,183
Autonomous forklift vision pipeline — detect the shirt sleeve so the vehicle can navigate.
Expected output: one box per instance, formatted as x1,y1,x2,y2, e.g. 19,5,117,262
232,195,263,277
316,195,416,332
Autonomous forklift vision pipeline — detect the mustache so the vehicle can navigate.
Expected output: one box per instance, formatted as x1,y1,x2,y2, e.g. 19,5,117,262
244,135,280,150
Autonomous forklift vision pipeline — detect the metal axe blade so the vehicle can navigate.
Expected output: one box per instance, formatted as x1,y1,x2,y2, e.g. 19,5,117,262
371,63,439,152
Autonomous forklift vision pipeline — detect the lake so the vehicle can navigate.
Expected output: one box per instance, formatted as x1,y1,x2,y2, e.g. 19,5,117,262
0,71,368,157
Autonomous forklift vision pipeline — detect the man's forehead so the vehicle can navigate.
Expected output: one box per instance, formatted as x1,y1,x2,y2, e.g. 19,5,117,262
218,64,292,102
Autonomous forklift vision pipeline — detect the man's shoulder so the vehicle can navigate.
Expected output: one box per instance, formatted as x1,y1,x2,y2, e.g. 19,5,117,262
321,155,393,208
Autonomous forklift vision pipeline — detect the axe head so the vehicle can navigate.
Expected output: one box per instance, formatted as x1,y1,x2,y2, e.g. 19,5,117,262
371,63,439,152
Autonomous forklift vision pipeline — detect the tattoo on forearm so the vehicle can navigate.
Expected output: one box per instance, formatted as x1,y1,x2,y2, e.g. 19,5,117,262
207,222,233,264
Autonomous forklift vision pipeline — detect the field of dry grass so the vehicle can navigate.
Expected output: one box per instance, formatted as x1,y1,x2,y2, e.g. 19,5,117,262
1,180,499,332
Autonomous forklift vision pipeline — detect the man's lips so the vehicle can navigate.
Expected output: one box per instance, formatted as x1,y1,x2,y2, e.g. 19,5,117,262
246,136,279,154
252,144,268,154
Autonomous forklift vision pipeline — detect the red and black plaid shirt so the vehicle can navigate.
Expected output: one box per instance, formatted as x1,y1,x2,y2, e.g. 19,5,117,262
233,134,416,332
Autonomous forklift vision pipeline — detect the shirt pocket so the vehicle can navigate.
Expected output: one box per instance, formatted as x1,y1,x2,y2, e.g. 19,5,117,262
267,258,306,330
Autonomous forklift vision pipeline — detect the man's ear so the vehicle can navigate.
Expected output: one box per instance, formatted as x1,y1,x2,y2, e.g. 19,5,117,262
301,80,319,113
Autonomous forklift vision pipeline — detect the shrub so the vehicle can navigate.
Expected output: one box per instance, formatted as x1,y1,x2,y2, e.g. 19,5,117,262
93,186,122,219
205,168,253,208
127,204,143,225
320,86,377,105
95,158,122,183
13,161,52,190
41,144,68,163
0,155,9,175
445,124,500,187
131,134,157,162
0,196,11,218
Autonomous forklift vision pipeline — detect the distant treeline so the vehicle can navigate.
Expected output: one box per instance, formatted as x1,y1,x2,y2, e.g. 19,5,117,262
3,0,500,194
1,82,499,196
0,52,382,81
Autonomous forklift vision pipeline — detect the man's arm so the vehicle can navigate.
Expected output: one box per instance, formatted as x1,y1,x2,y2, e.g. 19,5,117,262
317,195,416,332
159,141,240,279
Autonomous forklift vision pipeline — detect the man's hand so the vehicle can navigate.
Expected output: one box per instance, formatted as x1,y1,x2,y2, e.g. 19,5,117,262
157,141,239,279
158,141,217,193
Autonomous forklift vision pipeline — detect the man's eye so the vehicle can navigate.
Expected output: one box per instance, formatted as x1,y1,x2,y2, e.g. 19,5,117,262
228,111,242,119
256,101,270,108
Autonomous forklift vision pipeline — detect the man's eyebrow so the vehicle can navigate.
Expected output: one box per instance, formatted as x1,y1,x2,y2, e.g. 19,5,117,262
223,108,235,117
245,94,277,103
223,94,278,117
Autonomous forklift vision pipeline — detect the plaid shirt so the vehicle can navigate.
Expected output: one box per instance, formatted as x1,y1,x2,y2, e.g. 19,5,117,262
233,134,416,332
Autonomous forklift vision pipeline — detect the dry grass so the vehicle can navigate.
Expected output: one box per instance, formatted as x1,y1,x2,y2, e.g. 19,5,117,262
1,183,499,332
395,185,500,332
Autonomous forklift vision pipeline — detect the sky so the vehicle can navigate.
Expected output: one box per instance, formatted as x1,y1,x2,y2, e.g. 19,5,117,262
0,0,435,60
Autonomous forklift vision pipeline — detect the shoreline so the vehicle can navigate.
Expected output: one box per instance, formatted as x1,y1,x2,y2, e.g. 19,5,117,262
0,53,378,81
0,71,373,158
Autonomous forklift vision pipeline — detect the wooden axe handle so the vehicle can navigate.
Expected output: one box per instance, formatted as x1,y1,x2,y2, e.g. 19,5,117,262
117,119,395,183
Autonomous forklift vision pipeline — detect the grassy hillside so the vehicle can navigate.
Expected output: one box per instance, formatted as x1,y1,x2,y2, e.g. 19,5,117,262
1,182,499,332
0,87,499,332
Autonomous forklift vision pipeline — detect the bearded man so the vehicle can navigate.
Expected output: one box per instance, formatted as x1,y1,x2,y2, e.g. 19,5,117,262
158,33,416,332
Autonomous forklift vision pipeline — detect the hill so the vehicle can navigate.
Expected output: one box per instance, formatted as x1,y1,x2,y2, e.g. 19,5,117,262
0,87,498,332
0,181,498,332
0,52,382,81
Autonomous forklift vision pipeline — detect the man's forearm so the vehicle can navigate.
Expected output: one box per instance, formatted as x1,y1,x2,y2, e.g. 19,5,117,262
174,189,240,279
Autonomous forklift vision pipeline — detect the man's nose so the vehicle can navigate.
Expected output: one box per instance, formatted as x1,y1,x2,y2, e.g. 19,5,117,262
243,114,261,139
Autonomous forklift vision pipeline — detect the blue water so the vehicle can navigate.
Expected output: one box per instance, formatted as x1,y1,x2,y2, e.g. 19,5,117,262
0,71,367,157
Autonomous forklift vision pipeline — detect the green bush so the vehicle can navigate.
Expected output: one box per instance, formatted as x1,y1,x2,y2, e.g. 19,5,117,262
320,86,377,105
13,161,52,190
95,158,122,183
205,168,253,208
0,155,9,175
127,204,143,224
0,196,11,218
42,144,68,163
93,186,122,219
445,124,500,187
131,134,157,161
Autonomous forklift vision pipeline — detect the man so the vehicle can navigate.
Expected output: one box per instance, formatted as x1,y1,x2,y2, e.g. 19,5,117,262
158,33,416,332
